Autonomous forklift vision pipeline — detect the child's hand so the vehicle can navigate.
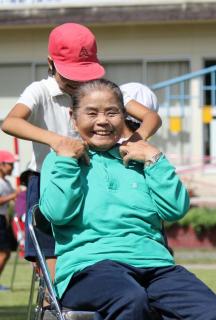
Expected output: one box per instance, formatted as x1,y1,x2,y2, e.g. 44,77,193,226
54,136,89,163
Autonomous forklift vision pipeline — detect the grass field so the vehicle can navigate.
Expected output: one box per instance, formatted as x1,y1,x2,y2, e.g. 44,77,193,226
0,254,36,320
0,251,216,320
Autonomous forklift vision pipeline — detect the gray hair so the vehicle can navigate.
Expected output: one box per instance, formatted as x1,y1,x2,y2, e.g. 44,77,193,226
71,79,125,117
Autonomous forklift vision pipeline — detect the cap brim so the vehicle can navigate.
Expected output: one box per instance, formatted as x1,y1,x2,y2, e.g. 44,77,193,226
54,62,105,82
0,159,16,163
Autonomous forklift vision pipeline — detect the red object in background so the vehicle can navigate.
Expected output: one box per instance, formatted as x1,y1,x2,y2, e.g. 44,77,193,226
11,216,25,257
11,138,26,257
13,137,20,187
12,189,27,258
167,225,216,249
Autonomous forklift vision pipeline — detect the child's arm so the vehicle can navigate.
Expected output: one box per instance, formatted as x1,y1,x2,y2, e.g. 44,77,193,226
0,191,18,205
123,99,162,141
1,103,73,152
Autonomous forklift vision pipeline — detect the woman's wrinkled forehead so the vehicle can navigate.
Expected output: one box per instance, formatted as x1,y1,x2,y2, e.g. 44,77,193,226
79,85,118,103
72,79,125,114
80,87,117,103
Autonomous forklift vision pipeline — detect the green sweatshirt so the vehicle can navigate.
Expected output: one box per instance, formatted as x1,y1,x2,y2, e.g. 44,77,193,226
40,147,190,298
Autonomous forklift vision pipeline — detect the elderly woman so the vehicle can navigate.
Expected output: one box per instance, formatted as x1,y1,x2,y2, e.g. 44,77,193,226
39,79,216,320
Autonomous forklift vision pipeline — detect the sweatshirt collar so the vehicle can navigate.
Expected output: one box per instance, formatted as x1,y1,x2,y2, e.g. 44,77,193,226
88,145,122,160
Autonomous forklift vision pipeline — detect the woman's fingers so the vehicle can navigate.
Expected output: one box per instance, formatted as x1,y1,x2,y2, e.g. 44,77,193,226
119,145,128,158
119,145,132,167
119,140,160,165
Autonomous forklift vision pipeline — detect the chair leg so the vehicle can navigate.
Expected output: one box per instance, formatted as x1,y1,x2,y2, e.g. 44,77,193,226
10,246,20,291
26,265,48,320
34,274,46,320
26,266,37,320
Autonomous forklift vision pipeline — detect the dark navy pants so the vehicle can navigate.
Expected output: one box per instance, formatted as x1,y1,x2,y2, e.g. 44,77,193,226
60,260,216,320
25,173,55,261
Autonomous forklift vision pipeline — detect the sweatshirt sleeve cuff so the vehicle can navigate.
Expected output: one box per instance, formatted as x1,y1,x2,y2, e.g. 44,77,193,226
144,155,175,174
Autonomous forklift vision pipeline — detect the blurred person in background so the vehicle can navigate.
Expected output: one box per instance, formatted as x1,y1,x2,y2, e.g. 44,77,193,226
0,150,19,291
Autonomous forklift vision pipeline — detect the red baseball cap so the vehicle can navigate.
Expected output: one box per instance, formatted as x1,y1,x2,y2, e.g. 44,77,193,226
0,150,16,163
48,23,105,82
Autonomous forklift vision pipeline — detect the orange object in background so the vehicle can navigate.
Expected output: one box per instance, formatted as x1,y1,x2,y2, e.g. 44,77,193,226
202,105,213,124
169,116,182,134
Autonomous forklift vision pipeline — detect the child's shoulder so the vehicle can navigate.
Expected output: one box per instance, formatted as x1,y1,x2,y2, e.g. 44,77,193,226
20,77,59,102
25,77,49,90
21,78,48,95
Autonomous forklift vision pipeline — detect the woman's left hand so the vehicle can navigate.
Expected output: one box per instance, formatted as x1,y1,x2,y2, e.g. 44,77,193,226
119,140,160,166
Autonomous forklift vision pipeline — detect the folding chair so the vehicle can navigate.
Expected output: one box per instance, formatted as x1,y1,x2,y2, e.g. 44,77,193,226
27,204,96,320
27,204,168,320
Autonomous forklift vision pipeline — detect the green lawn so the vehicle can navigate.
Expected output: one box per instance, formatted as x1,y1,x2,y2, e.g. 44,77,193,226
0,251,216,320
0,253,36,320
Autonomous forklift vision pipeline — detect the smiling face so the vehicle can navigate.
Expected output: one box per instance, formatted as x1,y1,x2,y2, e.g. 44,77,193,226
73,88,125,151
0,162,14,178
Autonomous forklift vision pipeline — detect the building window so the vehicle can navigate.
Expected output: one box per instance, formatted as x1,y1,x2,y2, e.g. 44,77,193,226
0,63,49,120
102,62,142,85
146,61,190,106
35,64,48,81
0,64,32,120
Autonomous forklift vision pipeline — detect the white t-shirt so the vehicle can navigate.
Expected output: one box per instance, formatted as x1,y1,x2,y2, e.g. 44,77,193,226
17,77,158,172
120,82,159,123
17,77,77,172
0,178,14,216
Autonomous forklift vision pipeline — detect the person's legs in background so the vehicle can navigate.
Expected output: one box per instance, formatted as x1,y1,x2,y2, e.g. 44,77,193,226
0,215,11,291
0,251,10,291
0,251,10,274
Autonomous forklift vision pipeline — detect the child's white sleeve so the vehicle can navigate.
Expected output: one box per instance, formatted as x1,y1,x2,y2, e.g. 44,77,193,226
121,90,133,107
16,82,41,112
120,82,159,112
